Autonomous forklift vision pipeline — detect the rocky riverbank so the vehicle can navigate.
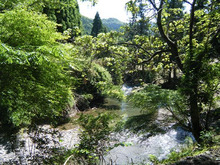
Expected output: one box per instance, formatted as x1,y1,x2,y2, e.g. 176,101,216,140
0,125,79,164
173,147,220,165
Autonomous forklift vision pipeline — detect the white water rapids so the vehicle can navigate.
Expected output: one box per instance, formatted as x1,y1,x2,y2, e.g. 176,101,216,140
105,127,194,164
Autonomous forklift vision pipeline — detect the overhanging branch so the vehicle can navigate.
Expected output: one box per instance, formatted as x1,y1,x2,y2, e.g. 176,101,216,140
141,49,171,64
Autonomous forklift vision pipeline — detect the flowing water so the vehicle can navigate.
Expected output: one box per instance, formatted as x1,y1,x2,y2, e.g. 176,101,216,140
105,127,194,164
0,85,194,164
103,85,195,164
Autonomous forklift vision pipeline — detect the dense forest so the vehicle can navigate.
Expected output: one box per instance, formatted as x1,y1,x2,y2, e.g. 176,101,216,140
0,0,219,164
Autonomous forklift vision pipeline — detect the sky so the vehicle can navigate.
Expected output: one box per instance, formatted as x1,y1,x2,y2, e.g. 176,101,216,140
78,0,131,23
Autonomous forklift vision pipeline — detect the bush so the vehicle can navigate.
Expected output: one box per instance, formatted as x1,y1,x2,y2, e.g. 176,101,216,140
0,7,65,48
127,84,189,127
65,113,114,164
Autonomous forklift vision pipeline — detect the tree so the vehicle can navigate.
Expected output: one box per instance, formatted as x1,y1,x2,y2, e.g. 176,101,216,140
124,0,150,40
126,0,220,142
43,0,82,37
91,12,106,37
0,7,72,129
0,0,82,38
0,8,64,47
73,31,129,86
137,2,150,36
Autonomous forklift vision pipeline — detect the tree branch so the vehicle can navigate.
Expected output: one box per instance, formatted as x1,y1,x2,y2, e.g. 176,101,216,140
157,0,175,47
155,0,184,71
141,49,171,64
210,25,220,44
148,0,158,11
115,42,172,65
116,42,153,56
183,0,192,5
189,0,196,59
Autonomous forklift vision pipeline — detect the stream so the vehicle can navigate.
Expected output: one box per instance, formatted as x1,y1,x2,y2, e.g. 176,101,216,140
103,85,194,164
0,85,194,164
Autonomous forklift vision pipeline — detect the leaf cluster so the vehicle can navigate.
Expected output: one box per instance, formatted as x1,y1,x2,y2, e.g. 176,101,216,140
128,84,189,127
0,8,65,48
0,7,73,128
67,113,113,164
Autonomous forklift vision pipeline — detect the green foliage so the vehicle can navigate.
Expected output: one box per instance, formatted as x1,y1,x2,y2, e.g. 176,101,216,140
124,0,220,141
179,1,219,140
91,12,106,37
0,0,60,11
102,85,125,100
0,7,65,48
0,43,73,127
0,0,82,37
128,85,185,111
128,85,189,127
0,6,73,128
70,38,123,99
67,113,114,164
125,0,150,40
89,62,112,88
200,130,218,146
150,143,212,165
149,154,160,164
73,31,129,86
88,62,124,99
94,32,129,85
43,0,82,37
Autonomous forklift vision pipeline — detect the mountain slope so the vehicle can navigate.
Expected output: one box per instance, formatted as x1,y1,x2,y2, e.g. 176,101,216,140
81,16,124,35
102,18,124,31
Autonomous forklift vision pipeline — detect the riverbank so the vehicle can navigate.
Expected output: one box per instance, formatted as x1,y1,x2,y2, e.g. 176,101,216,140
172,146,220,165
0,125,80,164
1,92,219,164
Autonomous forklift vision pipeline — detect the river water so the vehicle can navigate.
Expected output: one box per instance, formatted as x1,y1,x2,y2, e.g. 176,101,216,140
103,85,194,164
0,85,194,164
105,127,194,164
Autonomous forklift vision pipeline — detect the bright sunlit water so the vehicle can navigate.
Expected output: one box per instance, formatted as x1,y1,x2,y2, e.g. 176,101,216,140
104,85,194,164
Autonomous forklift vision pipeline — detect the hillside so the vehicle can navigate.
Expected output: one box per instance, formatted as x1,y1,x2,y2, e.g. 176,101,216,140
81,16,124,35
102,18,125,31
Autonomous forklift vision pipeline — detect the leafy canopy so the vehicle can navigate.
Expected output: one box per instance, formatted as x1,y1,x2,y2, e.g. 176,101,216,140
0,7,65,48
0,6,72,128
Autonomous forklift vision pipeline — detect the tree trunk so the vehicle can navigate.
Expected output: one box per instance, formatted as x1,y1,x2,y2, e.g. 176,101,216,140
149,0,205,142
188,0,203,143
189,89,202,142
